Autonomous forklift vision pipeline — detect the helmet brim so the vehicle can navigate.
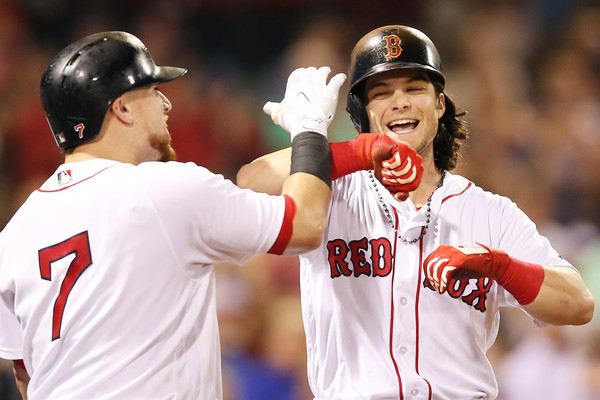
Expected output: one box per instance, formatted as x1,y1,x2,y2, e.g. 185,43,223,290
154,66,187,83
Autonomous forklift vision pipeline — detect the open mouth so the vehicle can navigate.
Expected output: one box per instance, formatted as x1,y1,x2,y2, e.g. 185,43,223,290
387,119,419,134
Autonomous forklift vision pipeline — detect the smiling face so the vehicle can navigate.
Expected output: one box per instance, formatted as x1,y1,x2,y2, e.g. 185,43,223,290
364,69,445,157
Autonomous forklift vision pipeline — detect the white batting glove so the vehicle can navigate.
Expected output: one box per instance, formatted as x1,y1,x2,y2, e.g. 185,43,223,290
263,66,346,139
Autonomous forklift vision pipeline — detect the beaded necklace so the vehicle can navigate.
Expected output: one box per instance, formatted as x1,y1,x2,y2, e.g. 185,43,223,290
367,170,446,244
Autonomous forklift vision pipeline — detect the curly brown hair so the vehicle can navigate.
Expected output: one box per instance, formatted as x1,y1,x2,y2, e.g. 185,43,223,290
432,81,469,172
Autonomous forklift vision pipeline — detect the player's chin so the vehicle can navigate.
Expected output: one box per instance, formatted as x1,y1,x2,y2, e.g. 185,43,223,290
157,143,177,162
150,135,177,162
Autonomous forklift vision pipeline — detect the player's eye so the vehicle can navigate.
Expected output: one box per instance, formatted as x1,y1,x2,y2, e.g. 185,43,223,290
368,88,391,100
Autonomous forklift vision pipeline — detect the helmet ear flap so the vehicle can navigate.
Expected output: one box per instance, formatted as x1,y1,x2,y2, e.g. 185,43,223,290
346,91,370,133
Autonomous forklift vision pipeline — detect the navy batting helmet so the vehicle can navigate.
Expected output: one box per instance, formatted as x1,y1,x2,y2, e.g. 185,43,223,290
40,31,187,150
346,25,445,133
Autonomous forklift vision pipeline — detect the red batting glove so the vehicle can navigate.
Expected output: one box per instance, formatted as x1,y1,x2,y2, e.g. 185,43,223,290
379,146,423,201
423,244,545,305
329,133,423,201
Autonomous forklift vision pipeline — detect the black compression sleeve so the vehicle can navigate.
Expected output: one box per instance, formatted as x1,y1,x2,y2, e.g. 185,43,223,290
290,132,332,188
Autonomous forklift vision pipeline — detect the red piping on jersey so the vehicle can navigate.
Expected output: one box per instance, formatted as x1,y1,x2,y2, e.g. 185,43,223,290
389,215,403,399
37,166,115,192
386,181,472,399
441,181,472,203
417,237,433,399
391,208,433,399
267,194,296,255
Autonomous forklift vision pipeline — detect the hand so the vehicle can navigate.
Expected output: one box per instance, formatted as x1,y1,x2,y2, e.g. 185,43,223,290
329,133,422,200
423,244,508,294
263,66,347,139
422,244,545,305
371,135,423,201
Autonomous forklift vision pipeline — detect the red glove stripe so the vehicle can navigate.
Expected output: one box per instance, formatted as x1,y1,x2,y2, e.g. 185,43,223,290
497,257,545,305
330,133,378,180
268,194,296,255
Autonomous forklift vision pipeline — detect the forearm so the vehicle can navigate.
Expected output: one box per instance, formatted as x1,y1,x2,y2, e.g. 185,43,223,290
424,245,595,326
236,134,423,201
280,172,331,254
267,132,331,255
523,265,595,326
236,148,291,195
13,360,29,399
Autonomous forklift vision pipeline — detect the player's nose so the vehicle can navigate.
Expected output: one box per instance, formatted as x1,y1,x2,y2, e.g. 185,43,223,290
390,90,410,111
158,90,172,113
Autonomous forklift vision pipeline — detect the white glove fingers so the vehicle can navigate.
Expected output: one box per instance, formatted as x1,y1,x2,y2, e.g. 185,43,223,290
315,66,332,85
273,65,343,138
263,101,283,124
327,72,347,92
300,66,317,85
285,68,304,95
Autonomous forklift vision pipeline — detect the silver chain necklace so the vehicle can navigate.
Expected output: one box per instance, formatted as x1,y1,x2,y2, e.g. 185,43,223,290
367,170,446,244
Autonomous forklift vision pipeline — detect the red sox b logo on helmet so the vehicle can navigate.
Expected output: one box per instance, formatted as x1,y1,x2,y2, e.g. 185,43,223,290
382,35,403,60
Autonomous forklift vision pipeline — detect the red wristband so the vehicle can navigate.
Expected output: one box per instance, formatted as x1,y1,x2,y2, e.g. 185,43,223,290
13,359,26,371
330,133,378,180
268,194,296,255
496,257,545,305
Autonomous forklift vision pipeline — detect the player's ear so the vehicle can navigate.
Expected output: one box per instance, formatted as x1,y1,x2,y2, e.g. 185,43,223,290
109,95,135,125
436,92,446,119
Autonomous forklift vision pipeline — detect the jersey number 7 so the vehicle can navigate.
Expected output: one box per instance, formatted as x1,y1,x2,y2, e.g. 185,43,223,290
38,231,92,341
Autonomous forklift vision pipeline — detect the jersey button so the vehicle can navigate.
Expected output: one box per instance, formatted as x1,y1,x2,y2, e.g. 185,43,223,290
400,297,408,305
410,389,419,396
400,346,407,354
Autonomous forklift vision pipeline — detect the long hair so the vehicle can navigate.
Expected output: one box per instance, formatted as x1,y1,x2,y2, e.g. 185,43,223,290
432,81,468,172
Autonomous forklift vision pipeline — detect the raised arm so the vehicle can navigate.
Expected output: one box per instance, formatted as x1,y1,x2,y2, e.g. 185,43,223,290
238,133,424,201
263,66,341,255
248,66,426,255
237,147,291,195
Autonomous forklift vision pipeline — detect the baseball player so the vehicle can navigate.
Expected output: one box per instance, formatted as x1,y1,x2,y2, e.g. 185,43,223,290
0,31,408,400
238,25,595,399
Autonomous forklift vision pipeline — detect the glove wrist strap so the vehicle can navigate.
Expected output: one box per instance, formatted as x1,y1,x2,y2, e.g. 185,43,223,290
496,255,545,305
291,131,332,187
330,133,378,180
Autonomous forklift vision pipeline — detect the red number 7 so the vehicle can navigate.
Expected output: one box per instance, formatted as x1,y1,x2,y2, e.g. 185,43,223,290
38,231,92,341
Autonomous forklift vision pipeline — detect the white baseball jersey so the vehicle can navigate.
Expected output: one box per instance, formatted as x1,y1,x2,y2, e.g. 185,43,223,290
0,158,289,400
300,171,572,400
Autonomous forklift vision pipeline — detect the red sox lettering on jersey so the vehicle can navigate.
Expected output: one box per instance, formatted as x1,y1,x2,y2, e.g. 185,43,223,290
326,236,493,312
299,171,576,400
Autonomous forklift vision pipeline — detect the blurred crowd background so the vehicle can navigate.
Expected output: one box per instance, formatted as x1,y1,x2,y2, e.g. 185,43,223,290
0,0,599,399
